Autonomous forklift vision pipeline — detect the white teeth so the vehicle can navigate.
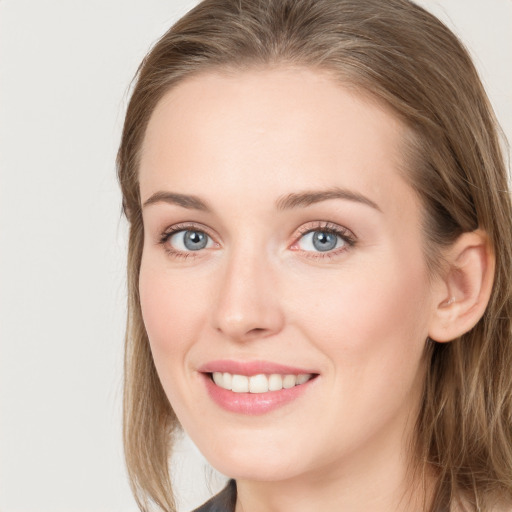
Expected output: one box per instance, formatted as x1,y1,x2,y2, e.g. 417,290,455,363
231,374,249,393
283,374,297,388
249,374,269,393
212,372,224,387
296,374,310,385
211,372,314,393
268,374,283,391
223,372,232,390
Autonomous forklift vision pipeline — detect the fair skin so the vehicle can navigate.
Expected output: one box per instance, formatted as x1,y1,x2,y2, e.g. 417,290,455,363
137,67,493,512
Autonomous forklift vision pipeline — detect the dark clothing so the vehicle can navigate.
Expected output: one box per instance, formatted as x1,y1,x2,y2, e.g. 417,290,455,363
192,480,237,512
191,478,451,511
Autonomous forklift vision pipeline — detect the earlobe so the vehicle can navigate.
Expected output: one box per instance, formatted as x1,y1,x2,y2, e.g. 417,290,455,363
428,229,495,343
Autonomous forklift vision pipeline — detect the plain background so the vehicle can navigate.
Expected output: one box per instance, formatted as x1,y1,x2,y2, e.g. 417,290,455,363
0,1,510,511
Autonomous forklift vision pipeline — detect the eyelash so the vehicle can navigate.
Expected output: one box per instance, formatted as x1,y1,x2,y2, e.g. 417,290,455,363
157,221,356,261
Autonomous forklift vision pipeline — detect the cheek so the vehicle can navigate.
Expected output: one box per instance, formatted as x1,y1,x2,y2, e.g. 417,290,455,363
287,258,431,450
291,253,431,374
138,263,208,359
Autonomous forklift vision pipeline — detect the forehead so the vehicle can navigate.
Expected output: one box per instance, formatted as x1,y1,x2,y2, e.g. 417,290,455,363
139,67,416,220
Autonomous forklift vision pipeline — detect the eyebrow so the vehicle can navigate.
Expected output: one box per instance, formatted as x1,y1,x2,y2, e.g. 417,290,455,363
142,187,381,212
275,187,381,212
143,191,210,211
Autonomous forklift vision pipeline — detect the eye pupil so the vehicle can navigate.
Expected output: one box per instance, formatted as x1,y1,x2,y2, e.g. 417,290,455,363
184,230,208,250
312,231,337,252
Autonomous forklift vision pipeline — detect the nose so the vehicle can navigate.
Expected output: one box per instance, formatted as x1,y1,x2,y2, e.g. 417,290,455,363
211,247,285,342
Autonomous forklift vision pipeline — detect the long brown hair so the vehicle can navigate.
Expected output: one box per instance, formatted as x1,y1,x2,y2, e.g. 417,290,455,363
117,1,512,510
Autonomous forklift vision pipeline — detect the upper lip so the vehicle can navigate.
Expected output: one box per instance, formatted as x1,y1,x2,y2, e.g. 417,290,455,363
198,359,318,376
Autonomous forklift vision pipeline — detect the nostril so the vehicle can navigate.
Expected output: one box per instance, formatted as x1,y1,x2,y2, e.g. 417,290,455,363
248,327,266,335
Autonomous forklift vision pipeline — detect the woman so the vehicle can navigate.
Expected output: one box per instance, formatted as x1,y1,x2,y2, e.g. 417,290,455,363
117,0,512,510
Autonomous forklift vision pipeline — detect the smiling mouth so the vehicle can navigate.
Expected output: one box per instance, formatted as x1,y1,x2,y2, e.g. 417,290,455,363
209,372,316,393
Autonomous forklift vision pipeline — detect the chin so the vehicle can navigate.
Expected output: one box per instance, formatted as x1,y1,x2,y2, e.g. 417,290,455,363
199,436,309,482
210,457,304,483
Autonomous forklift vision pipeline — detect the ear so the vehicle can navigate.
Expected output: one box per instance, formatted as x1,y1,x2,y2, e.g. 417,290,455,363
428,229,495,343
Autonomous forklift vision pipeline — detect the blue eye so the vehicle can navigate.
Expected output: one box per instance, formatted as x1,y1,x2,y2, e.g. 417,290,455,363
168,229,213,251
159,223,355,261
297,229,349,253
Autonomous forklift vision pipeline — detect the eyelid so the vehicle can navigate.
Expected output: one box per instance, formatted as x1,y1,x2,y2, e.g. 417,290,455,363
159,222,217,243
292,221,356,244
295,221,353,235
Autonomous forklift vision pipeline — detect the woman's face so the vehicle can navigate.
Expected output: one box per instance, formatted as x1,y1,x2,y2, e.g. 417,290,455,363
138,67,438,483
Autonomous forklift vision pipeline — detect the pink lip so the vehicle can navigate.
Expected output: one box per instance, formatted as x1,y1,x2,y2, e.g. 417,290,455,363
198,359,316,376
197,360,319,415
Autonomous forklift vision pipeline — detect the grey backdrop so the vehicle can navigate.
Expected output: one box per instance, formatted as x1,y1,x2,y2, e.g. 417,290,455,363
1,1,510,511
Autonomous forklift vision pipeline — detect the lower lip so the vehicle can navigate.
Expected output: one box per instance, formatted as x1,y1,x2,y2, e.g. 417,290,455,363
201,373,317,415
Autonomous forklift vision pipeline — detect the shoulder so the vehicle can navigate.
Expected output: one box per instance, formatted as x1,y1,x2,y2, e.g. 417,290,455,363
191,480,237,512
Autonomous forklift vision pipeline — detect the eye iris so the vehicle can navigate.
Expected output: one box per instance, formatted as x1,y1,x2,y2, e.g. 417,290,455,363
183,230,208,250
312,231,338,252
